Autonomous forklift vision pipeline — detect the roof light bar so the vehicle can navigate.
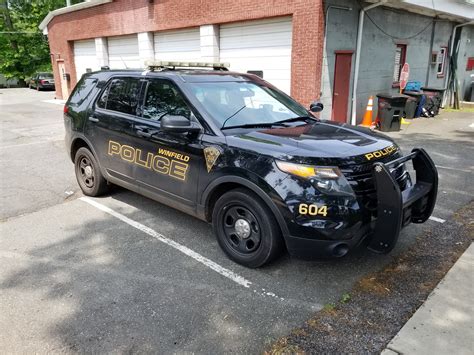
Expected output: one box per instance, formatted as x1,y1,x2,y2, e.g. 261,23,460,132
145,60,230,70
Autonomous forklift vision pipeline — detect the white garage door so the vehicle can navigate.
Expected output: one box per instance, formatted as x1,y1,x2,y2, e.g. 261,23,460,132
73,39,97,80
108,34,141,69
220,17,293,94
154,28,201,62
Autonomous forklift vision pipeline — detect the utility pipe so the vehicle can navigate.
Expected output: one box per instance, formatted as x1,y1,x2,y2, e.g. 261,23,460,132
320,5,352,100
350,0,387,125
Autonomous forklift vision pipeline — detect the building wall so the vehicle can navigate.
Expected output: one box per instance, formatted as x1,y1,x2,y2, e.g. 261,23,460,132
321,0,460,122
456,26,474,101
46,0,324,105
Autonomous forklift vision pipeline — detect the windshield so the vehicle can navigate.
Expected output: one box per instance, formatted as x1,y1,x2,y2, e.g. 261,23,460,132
188,82,310,128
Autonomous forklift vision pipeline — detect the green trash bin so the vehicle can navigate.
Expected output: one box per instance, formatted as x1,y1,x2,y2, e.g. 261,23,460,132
376,93,409,132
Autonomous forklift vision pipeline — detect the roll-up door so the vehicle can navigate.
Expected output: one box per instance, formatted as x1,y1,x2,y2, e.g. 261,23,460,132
154,28,201,62
220,17,293,94
108,34,141,69
73,39,97,80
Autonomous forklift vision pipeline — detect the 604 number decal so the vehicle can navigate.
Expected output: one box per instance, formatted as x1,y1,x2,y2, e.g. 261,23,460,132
298,204,328,217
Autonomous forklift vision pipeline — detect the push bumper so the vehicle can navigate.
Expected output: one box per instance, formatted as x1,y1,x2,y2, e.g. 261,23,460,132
285,148,438,258
367,148,438,253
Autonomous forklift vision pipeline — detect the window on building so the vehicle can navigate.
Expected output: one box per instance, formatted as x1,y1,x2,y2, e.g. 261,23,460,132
103,78,141,115
393,44,407,85
437,47,447,77
142,79,191,121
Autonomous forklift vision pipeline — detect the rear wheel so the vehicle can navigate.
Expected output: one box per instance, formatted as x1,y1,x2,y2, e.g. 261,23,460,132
212,188,283,268
74,147,108,196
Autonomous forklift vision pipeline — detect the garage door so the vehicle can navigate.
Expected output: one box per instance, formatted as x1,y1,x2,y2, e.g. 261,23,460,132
154,28,201,62
73,39,97,81
108,34,141,69
220,17,293,94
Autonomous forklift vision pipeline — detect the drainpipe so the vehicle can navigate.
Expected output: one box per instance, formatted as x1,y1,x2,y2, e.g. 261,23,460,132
350,0,387,125
443,20,474,105
320,5,352,97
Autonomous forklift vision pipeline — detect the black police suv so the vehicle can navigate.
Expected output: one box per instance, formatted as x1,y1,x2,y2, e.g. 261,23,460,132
64,62,438,268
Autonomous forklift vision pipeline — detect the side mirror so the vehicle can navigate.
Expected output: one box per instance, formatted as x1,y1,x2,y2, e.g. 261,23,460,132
309,101,324,113
161,114,201,133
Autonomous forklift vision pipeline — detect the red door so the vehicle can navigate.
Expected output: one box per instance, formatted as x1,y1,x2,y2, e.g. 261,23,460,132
331,51,353,122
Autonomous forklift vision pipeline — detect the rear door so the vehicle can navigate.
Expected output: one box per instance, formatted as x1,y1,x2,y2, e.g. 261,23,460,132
129,78,204,206
85,76,143,183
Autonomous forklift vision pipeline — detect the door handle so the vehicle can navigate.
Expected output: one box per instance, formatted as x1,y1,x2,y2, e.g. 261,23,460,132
88,116,99,122
136,130,152,138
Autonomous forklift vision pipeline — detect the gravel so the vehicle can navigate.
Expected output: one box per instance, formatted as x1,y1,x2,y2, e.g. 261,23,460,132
266,200,474,354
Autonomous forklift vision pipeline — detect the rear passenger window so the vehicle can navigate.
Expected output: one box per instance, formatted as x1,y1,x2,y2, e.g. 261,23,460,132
142,79,191,121
69,77,97,106
98,77,141,115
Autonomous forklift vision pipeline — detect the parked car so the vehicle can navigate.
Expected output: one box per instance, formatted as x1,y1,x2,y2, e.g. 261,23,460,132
64,61,438,268
29,72,55,91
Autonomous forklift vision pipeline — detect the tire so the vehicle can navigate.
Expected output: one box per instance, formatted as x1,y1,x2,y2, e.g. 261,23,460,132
74,147,109,196
212,188,283,268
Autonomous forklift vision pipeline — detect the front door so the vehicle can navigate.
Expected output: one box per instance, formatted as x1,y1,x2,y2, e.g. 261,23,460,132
58,61,69,100
331,51,353,123
130,78,203,207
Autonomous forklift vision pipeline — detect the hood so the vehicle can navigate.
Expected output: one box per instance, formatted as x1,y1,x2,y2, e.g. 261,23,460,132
225,120,398,165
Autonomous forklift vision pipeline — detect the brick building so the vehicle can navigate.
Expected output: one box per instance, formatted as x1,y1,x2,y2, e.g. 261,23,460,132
40,0,473,122
39,0,324,106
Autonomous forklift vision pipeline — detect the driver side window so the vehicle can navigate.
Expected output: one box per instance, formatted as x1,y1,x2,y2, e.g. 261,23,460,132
142,79,191,121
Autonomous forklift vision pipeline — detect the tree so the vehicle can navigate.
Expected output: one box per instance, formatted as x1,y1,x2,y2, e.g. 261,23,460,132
0,0,83,82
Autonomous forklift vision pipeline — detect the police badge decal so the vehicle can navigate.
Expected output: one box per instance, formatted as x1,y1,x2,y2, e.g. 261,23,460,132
203,146,222,173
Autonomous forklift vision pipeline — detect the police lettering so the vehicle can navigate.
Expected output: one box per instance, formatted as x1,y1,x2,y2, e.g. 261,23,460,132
365,145,397,161
108,141,189,181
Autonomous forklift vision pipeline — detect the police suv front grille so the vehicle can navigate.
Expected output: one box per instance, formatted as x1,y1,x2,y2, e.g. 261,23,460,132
341,154,410,212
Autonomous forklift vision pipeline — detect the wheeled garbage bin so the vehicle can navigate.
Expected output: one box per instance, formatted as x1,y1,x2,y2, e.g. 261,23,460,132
376,93,409,132
403,91,425,118
421,87,445,116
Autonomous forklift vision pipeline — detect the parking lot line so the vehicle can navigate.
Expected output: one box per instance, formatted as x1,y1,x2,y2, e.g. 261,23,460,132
80,196,253,286
429,216,446,223
436,165,472,173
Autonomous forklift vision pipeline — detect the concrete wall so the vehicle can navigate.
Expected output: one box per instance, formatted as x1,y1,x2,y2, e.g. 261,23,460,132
321,0,458,122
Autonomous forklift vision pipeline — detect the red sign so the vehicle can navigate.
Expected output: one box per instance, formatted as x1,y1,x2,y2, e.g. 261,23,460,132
400,63,410,90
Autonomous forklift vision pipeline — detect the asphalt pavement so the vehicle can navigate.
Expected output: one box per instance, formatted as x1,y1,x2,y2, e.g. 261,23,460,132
0,88,472,353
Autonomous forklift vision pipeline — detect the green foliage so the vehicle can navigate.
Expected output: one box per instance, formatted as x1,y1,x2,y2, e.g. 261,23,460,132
0,0,82,80
340,292,351,304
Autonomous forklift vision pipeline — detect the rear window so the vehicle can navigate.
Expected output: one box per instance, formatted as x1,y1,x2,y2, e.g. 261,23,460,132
39,73,53,79
97,77,141,115
69,77,98,106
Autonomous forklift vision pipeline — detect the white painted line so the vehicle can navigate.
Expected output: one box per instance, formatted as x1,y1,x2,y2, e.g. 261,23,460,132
42,99,66,105
429,216,446,223
80,196,252,288
436,165,473,173
0,140,62,149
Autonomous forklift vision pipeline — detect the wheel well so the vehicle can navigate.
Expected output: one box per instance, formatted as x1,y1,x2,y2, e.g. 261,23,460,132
205,182,242,222
70,138,90,162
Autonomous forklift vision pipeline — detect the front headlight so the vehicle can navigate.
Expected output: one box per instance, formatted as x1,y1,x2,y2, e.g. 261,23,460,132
275,161,354,196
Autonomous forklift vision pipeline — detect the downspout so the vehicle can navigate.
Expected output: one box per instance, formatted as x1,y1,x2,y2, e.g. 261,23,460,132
320,5,352,97
350,0,387,125
443,20,474,106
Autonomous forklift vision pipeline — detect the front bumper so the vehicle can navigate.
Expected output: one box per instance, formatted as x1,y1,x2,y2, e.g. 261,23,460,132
285,148,438,258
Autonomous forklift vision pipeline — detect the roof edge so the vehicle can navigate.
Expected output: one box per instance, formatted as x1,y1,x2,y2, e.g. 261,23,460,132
39,0,113,33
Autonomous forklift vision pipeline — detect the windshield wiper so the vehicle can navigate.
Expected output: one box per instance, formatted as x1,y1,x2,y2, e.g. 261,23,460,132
274,116,317,125
221,122,286,130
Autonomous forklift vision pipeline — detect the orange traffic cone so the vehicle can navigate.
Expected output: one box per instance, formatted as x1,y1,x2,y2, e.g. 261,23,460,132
359,96,374,127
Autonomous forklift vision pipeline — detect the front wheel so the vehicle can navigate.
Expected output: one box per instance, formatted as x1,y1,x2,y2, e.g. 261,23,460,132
212,188,283,268
74,147,108,196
